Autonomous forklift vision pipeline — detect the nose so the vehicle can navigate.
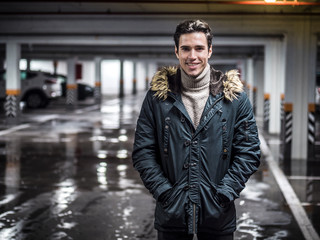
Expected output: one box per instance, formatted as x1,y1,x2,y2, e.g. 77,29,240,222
188,49,196,59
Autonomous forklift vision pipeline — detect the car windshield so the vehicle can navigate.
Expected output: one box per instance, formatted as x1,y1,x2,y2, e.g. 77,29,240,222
20,71,27,80
56,75,66,83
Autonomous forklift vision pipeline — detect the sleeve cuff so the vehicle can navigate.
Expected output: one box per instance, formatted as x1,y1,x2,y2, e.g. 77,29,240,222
153,183,172,201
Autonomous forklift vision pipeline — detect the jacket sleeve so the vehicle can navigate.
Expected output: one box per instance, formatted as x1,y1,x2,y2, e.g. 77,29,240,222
132,91,173,201
216,92,261,202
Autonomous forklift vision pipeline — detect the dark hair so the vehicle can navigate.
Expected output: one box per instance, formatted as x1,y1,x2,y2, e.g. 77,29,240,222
174,19,213,51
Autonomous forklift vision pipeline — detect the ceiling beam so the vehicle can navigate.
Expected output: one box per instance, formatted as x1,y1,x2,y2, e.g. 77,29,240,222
0,35,278,46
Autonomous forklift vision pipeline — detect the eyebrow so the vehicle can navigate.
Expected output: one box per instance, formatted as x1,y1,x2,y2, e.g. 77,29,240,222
180,45,205,48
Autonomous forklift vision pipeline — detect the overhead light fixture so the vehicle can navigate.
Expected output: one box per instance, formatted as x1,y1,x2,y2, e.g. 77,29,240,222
225,0,320,5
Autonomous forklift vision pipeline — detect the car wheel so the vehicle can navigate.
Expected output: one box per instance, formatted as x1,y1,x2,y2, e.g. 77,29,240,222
25,92,45,109
40,99,50,108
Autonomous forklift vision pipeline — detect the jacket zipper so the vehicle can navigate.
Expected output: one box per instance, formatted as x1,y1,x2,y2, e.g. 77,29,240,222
192,203,198,240
193,203,196,232
191,99,223,239
193,203,197,239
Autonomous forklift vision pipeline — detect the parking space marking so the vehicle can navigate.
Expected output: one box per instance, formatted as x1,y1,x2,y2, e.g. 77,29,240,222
288,176,320,181
0,124,31,136
259,133,320,240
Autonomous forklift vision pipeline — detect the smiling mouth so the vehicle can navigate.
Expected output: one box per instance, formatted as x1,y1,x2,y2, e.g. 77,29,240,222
186,63,199,66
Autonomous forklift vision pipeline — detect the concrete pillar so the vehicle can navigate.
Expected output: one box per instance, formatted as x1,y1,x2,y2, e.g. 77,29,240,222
53,60,58,75
280,102,293,174
264,39,285,134
147,62,157,90
263,93,270,132
246,57,254,105
306,37,317,162
94,57,102,104
254,58,264,119
237,60,246,87
5,42,21,125
285,20,317,161
119,59,124,98
145,62,150,91
132,61,137,95
66,57,77,108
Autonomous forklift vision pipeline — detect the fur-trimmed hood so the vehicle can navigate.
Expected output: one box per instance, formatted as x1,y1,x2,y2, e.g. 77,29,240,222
150,66,243,101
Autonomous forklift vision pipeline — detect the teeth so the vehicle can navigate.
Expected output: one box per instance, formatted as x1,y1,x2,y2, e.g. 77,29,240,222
187,63,197,66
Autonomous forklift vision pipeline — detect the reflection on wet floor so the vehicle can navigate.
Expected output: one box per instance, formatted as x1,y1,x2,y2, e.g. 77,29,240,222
234,160,304,240
268,138,320,238
0,93,318,239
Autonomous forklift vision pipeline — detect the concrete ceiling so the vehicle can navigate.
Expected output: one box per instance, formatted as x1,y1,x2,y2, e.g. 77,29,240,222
0,1,318,63
1,0,320,15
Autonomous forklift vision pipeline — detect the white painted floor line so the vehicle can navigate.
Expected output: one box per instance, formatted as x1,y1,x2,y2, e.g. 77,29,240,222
288,176,320,181
29,114,60,123
301,202,320,207
74,104,100,114
0,124,31,136
259,134,320,240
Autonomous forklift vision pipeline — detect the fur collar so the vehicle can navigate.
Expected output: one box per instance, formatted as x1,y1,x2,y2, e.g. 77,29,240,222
150,66,243,101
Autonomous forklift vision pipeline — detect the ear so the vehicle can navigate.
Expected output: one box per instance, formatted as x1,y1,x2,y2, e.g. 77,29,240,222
208,45,213,58
175,46,179,59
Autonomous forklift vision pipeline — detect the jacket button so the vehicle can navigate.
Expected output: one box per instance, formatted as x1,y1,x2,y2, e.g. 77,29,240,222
181,117,185,122
183,163,189,169
164,148,168,153
183,185,189,191
223,148,228,153
184,141,190,147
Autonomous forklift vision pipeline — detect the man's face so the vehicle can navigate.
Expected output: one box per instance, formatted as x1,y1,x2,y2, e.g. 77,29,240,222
175,32,212,78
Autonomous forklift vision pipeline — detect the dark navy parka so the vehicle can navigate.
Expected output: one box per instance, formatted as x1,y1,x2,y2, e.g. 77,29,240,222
132,67,261,235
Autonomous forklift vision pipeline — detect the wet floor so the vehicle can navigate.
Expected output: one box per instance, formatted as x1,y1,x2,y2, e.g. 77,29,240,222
0,93,316,240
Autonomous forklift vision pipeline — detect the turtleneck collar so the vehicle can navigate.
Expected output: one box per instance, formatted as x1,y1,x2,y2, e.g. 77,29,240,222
180,63,210,89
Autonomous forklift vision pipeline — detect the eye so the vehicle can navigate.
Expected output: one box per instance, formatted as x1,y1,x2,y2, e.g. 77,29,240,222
196,46,205,51
180,46,190,52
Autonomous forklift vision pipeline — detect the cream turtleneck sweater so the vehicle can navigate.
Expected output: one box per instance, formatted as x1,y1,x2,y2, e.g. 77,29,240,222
181,63,210,129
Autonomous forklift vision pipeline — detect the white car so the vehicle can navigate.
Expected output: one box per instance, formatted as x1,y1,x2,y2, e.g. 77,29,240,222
0,70,62,108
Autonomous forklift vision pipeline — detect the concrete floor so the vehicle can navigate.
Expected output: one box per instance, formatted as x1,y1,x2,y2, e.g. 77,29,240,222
0,93,318,240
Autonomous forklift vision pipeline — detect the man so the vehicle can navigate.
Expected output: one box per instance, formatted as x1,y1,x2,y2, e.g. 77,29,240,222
132,19,260,240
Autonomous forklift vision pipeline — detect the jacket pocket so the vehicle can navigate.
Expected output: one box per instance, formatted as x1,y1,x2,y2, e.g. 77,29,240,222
155,183,187,229
236,120,254,143
199,182,236,232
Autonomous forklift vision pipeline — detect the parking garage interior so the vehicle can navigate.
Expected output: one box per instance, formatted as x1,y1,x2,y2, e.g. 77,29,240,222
0,1,320,240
